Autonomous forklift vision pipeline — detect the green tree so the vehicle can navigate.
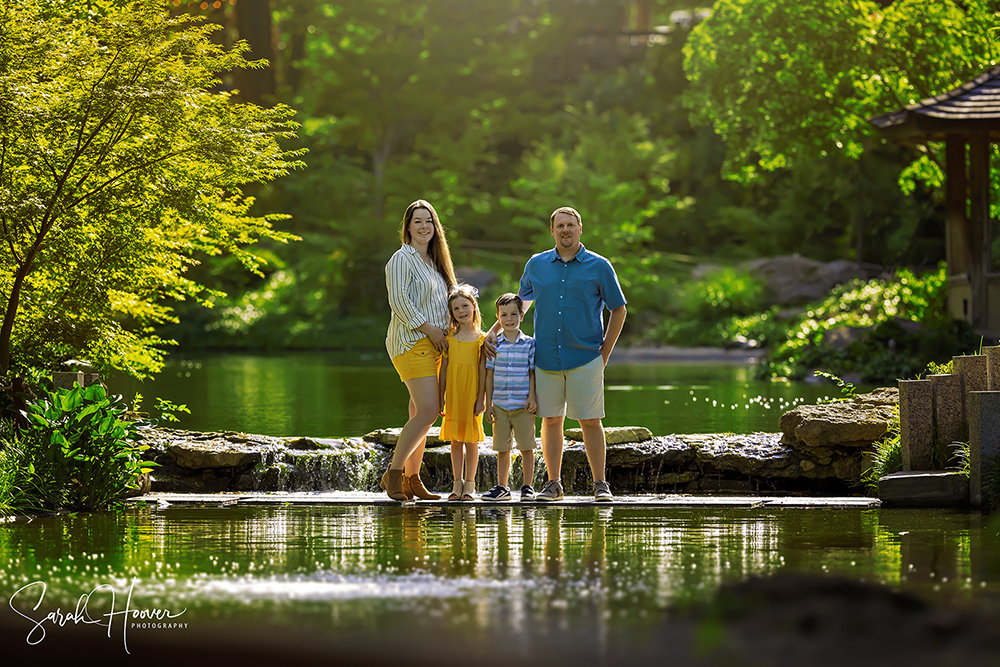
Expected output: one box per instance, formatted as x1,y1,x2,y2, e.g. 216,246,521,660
0,0,304,378
683,0,1000,183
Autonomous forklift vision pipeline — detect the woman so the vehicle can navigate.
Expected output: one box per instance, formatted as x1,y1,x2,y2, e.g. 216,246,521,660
381,199,456,501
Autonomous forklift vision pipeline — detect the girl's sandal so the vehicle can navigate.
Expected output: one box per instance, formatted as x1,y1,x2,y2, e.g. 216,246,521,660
460,480,476,502
447,480,463,501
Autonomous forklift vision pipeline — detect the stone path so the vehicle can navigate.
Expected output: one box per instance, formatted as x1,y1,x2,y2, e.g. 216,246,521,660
132,491,879,509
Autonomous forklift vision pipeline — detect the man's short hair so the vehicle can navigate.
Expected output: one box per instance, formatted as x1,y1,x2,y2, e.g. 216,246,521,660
549,206,581,227
495,292,523,315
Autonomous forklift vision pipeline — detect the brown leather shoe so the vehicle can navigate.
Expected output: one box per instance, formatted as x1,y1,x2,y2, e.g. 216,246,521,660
400,473,416,500
380,468,407,501
407,474,441,500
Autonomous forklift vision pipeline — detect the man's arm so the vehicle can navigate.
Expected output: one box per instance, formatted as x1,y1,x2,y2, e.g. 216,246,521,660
600,305,627,365
526,369,537,413
485,368,496,423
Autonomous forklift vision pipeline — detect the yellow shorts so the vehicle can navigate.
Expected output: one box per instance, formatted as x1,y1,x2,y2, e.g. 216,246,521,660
391,337,442,382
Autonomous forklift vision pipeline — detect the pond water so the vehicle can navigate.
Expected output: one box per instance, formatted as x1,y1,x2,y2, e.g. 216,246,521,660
108,353,865,438
1,504,997,661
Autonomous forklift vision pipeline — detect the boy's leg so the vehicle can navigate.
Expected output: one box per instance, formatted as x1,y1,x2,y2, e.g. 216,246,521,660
521,448,535,487
509,408,537,488
498,450,511,488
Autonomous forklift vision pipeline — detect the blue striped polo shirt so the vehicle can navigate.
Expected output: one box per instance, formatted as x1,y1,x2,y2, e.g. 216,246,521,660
485,331,535,411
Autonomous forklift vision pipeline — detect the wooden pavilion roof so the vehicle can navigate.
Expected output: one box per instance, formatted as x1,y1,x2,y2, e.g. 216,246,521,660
869,64,1000,143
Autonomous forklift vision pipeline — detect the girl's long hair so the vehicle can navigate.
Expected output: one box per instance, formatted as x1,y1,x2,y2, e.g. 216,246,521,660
400,199,457,290
446,284,482,334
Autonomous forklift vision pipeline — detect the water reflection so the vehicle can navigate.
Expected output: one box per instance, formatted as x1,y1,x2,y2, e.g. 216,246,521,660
108,353,864,437
1,506,998,648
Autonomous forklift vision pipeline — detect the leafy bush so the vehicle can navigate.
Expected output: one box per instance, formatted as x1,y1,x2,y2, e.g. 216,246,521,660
862,407,900,495
732,263,978,382
6,384,155,512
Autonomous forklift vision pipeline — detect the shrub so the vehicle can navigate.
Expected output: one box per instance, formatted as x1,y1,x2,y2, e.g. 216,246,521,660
11,384,155,512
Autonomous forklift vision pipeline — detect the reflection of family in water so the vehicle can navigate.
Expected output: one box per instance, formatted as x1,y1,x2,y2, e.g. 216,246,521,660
382,199,628,504
385,505,613,578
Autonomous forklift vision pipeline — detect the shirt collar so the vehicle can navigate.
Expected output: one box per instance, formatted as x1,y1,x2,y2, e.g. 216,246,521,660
498,330,529,345
400,243,418,255
548,242,587,263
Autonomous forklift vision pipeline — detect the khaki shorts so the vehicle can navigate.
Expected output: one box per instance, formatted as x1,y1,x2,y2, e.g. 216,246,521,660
391,337,442,382
491,407,536,452
536,355,604,420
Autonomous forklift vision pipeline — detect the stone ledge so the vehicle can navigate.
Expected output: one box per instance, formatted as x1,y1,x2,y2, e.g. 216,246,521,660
878,470,969,508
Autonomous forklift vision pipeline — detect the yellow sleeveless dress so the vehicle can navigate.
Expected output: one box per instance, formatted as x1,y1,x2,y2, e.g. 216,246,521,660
440,332,485,443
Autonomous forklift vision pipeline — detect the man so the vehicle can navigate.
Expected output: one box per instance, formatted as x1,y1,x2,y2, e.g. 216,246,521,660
492,206,627,502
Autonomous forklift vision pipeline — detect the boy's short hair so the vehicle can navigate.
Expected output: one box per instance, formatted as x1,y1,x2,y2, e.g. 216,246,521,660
495,292,523,315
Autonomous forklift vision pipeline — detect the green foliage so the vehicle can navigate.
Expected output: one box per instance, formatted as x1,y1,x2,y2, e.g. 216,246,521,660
153,397,191,424
0,0,304,378
982,457,1000,512
729,263,977,382
683,0,1000,184
6,384,154,512
862,407,900,495
813,371,856,401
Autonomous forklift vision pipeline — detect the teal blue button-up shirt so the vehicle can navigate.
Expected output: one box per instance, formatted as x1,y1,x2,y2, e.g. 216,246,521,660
518,244,627,372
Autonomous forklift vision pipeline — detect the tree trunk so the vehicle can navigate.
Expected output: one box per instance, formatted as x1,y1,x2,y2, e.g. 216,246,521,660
235,0,277,104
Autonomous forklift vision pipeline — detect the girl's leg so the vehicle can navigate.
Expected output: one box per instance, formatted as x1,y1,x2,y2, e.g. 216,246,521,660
390,376,439,470
450,441,463,484
403,397,428,476
464,442,479,484
498,450,511,488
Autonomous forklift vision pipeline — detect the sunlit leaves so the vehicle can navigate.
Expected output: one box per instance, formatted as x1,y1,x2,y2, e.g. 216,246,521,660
0,0,305,378
683,0,1000,182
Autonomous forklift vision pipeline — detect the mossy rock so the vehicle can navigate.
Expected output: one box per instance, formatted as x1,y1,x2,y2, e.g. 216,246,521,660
563,426,653,444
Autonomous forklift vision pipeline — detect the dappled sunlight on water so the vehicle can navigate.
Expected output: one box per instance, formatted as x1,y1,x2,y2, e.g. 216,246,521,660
109,353,866,437
2,503,998,652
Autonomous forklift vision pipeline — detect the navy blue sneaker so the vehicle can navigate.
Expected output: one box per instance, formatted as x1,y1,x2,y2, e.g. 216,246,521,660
482,485,512,501
520,485,535,501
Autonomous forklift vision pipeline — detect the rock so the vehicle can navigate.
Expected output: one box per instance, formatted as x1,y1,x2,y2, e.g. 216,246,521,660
166,442,262,468
854,387,899,406
741,255,870,306
564,426,652,444
780,399,895,452
364,427,449,447
878,471,969,508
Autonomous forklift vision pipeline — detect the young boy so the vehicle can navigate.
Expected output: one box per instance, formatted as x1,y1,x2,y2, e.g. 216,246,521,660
482,293,537,501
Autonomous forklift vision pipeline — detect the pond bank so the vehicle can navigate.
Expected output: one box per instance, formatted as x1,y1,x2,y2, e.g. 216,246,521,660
134,388,897,497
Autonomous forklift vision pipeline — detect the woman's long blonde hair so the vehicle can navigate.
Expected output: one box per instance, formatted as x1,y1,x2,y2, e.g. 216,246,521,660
446,284,482,334
400,199,457,290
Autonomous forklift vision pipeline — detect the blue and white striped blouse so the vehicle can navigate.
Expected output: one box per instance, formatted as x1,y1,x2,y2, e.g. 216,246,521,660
385,244,450,359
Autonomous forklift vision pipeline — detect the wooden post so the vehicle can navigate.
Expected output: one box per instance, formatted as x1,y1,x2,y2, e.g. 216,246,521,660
968,134,991,329
945,135,969,276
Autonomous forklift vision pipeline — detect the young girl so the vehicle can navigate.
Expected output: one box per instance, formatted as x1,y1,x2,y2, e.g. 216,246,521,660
439,284,487,501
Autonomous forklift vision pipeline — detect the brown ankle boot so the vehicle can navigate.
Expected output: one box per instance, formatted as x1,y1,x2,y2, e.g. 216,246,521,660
400,473,416,500
407,474,441,500
380,468,407,501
